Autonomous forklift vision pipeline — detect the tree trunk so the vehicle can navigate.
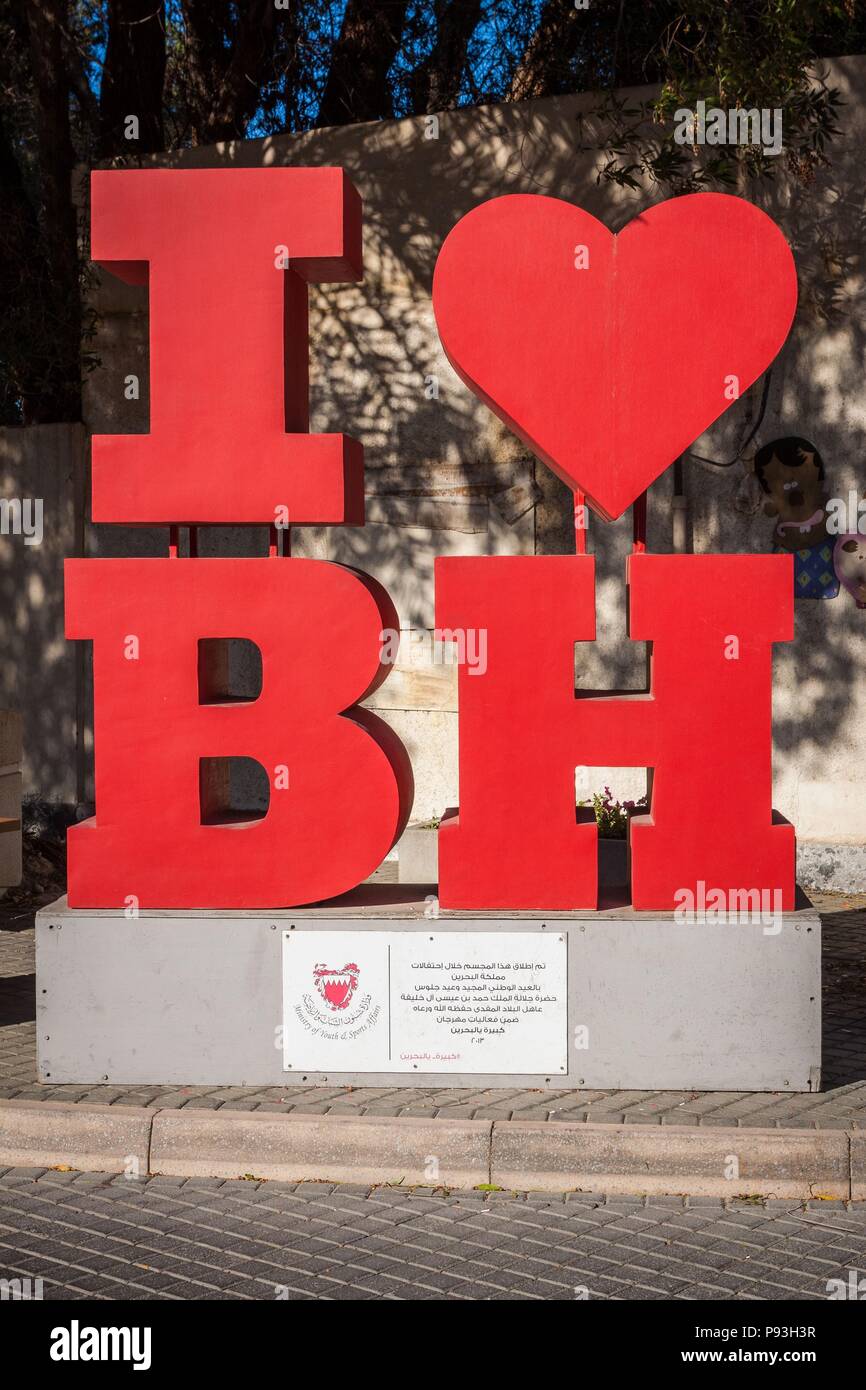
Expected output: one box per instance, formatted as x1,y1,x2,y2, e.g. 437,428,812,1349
100,0,167,157
25,0,81,421
182,0,279,145
510,0,581,102
413,0,482,113
317,0,409,127
0,112,43,423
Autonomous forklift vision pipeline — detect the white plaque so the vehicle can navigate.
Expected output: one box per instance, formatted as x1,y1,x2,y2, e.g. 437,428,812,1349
282,931,567,1074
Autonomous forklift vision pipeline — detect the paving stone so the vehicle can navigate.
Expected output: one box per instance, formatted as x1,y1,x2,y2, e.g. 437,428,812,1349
1,1169,863,1297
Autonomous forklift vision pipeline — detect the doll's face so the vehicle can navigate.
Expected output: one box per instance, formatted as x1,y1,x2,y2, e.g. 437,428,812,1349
759,447,828,550
834,535,866,602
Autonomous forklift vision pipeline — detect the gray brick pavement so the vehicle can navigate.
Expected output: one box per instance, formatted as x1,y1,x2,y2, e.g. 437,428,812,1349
2,892,866,1130
1,1168,865,1300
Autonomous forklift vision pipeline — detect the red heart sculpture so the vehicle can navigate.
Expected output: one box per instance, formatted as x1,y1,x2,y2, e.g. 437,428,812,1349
433,193,797,522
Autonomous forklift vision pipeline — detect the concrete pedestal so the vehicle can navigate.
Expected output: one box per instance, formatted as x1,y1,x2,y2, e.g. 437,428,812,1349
35,889,821,1092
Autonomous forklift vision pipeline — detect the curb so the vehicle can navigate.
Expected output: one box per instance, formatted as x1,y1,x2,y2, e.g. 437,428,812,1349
491,1120,851,1198
0,1099,861,1197
0,1100,152,1175
150,1111,491,1188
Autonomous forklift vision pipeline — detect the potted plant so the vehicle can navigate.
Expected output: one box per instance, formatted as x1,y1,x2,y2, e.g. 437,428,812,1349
398,790,648,888
579,787,648,887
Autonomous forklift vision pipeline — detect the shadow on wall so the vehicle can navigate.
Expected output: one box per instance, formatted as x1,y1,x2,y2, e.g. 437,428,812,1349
0,424,84,803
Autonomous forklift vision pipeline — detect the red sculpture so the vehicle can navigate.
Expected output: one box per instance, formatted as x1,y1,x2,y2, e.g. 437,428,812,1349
435,552,794,911
433,193,797,522
68,172,799,911
69,168,413,908
431,189,798,910
66,558,412,907
90,168,364,525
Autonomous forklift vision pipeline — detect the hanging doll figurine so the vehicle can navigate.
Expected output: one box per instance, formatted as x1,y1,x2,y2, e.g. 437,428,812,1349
752,435,839,599
834,533,866,608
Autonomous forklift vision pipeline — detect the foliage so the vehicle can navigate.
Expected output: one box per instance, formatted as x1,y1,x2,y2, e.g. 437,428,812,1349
578,1,859,195
579,786,648,840
0,1,863,424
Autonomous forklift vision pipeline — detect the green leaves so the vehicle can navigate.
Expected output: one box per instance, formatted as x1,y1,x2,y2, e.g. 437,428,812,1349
577,2,849,197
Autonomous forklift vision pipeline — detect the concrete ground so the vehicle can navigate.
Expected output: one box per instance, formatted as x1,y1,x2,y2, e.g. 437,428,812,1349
1,1167,865,1301
2,891,866,1128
